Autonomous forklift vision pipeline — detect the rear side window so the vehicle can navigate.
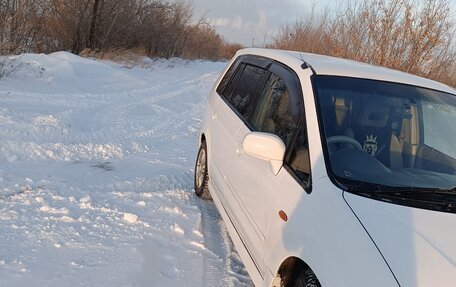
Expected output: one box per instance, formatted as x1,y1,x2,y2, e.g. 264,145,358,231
229,65,267,117
218,62,268,118
216,58,241,96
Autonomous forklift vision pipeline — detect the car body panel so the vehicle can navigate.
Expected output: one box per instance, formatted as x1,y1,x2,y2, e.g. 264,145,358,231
207,93,241,196
345,192,456,286
264,176,398,286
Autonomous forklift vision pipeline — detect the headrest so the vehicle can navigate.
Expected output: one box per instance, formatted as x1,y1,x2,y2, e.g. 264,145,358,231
359,100,389,128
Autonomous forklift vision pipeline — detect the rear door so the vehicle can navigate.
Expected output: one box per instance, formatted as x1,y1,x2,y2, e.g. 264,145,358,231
207,58,243,201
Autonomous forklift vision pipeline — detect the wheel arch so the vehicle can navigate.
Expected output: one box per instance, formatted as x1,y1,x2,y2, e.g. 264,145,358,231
198,132,212,171
273,256,318,287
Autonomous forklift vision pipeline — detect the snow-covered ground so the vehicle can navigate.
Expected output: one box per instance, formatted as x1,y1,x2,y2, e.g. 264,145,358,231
0,52,253,286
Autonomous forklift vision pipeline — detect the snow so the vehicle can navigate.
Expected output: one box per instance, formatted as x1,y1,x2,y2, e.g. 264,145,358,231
0,52,253,286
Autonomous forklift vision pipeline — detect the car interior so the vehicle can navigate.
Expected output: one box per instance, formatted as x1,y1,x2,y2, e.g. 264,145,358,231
319,87,456,188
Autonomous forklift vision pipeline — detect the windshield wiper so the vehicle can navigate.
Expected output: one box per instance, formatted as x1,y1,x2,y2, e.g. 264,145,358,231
339,177,456,213
341,177,456,194
371,186,456,195
357,187,456,213
338,178,401,193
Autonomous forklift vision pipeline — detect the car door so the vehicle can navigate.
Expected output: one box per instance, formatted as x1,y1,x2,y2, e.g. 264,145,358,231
206,58,243,201
227,62,310,274
208,57,271,217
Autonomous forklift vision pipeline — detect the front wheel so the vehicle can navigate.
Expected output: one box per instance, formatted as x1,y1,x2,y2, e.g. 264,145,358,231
294,268,321,287
194,141,211,200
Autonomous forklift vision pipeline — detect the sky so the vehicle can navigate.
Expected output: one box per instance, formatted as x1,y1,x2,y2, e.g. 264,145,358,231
190,0,456,47
190,0,349,46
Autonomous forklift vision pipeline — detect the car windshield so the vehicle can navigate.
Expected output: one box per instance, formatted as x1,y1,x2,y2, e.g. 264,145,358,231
313,76,456,193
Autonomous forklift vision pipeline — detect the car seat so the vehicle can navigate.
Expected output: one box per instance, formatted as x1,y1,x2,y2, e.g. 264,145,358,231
355,97,403,168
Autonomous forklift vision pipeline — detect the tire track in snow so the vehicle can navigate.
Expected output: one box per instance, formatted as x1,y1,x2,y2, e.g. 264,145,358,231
0,57,253,286
0,72,211,163
58,76,207,146
197,199,230,287
197,198,253,287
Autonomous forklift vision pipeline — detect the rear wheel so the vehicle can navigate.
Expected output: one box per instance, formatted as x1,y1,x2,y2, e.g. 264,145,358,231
294,268,321,287
194,141,211,199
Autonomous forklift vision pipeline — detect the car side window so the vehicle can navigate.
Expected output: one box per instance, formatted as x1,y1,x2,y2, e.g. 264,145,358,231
226,64,268,118
289,119,311,183
250,74,294,147
251,63,311,186
216,57,242,96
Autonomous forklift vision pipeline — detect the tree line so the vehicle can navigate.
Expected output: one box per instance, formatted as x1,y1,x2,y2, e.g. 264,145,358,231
272,0,456,87
1,0,455,87
0,0,242,60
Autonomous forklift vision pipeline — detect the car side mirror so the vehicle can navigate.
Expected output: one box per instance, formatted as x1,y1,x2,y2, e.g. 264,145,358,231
242,132,286,175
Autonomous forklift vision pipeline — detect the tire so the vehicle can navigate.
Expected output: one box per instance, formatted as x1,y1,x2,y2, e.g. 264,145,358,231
294,268,321,287
194,141,212,200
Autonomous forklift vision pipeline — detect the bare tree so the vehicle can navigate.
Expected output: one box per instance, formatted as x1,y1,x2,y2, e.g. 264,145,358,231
273,0,456,87
0,0,243,61
88,0,101,49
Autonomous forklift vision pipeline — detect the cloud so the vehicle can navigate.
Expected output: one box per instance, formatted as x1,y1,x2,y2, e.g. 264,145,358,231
212,17,230,27
192,0,309,45
257,10,267,31
209,15,244,31
231,15,243,30
213,12,266,33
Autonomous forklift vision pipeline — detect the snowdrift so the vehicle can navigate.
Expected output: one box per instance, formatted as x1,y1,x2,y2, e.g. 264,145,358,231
0,53,252,286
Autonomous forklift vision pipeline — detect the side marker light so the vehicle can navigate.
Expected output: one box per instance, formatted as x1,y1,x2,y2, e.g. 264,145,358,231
279,210,288,222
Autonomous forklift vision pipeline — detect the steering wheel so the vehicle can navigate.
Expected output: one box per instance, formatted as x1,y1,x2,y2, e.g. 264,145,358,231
327,136,363,151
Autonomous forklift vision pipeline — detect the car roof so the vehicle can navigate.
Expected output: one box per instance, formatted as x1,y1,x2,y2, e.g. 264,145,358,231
236,48,456,95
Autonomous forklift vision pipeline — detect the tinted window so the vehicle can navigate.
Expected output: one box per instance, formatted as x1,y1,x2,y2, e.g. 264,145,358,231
250,68,310,185
251,74,294,146
289,120,311,183
228,64,267,118
224,64,244,102
216,58,242,96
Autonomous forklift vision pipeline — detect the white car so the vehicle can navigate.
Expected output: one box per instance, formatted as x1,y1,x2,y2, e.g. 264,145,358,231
193,48,456,287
